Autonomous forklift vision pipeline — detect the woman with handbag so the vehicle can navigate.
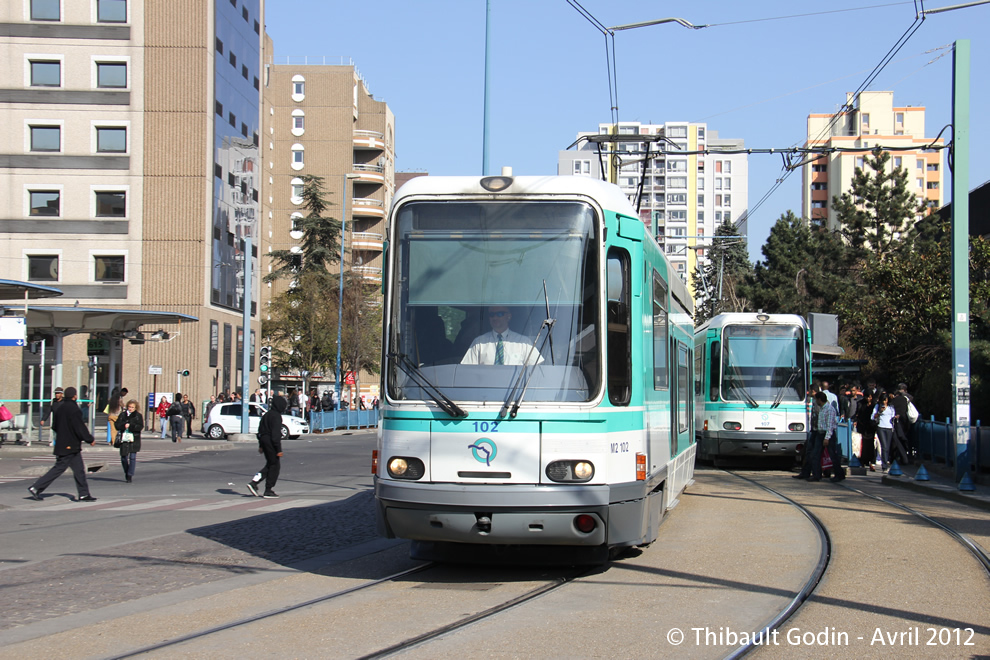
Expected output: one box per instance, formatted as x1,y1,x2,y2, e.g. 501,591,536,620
873,392,895,472
114,399,143,482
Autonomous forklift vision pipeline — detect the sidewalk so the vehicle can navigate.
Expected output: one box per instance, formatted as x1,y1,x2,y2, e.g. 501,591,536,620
877,460,990,512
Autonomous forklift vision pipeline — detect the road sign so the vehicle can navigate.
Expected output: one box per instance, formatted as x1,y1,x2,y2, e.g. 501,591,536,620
148,365,163,375
0,317,27,347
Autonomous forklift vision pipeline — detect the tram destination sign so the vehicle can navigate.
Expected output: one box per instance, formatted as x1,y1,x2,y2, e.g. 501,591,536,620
0,317,27,347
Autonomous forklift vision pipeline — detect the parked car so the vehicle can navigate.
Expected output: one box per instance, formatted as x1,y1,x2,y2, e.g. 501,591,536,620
205,402,310,440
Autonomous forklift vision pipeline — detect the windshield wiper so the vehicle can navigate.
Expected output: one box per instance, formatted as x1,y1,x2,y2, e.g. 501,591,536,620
500,314,555,419
727,375,760,409
771,369,799,409
390,352,467,417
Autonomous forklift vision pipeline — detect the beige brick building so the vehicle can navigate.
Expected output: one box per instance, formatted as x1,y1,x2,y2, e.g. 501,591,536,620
802,91,944,229
0,0,265,416
261,56,394,403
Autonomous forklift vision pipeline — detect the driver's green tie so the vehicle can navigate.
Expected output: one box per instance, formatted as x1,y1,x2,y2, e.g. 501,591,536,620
495,334,504,365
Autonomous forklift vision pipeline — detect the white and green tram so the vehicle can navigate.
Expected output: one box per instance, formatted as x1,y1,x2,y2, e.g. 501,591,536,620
694,313,812,462
374,173,696,562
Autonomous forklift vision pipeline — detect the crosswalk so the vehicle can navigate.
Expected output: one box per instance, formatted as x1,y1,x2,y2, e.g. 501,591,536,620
27,497,326,513
19,448,198,464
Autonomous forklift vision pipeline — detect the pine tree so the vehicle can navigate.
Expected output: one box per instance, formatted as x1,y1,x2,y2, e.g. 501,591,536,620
692,219,751,324
831,146,926,260
265,174,341,286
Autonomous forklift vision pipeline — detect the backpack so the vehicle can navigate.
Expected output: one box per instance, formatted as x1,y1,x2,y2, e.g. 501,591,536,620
907,401,919,424
168,402,182,416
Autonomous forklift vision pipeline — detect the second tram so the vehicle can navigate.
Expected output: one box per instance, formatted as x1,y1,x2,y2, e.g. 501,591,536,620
374,173,695,562
694,313,811,462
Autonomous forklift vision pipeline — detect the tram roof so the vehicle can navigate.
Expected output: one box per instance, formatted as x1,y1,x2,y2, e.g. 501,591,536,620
696,313,809,334
392,175,636,216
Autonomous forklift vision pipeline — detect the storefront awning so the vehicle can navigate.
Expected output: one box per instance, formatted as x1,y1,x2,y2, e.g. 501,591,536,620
0,279,62,300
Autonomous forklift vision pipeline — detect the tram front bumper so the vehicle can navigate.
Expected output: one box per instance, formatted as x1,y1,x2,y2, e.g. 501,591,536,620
704,431,805,456
376,480,609,546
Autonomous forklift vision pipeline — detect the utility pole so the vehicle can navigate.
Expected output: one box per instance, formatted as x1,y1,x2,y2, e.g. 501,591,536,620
950,40,971,485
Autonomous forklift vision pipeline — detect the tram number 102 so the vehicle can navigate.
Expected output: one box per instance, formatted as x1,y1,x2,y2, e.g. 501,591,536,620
610,442,629,454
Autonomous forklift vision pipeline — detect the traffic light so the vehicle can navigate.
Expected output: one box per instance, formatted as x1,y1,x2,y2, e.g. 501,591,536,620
259,345,271,373
178,369,190,377
258,374,269,386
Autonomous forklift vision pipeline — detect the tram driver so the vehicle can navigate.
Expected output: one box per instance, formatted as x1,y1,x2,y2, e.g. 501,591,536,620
460,306,544,366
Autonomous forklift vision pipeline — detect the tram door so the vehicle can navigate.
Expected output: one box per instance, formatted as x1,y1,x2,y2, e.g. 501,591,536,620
670,340,692,456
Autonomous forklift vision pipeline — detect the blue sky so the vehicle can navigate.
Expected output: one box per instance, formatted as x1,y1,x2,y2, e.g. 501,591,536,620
264,1,989,262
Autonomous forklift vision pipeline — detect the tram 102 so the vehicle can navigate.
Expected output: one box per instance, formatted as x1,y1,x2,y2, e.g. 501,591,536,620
374,172,696,562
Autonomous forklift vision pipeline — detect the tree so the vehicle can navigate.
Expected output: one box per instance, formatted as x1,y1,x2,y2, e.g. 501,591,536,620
692,219,751,324
263,175,342,389
741,211,851,317
831,147,926,260
340,272,383,402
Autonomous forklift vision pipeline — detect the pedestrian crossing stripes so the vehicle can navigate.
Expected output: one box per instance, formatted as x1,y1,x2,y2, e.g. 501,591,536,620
31,497,326,513
21,449,198,463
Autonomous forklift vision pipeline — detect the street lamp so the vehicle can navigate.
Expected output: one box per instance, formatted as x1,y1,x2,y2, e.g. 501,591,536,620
337,173,361,409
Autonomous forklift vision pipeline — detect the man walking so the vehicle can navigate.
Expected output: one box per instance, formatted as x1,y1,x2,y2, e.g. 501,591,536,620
247,395,286,499
27,387,97,502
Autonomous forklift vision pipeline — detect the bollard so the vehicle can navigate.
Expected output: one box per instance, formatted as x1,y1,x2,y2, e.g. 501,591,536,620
958,473,976,492
914,464,930,481
888,460,903,476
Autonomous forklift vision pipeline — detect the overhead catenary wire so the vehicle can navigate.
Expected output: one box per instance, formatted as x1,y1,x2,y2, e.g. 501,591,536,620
566,0,619,127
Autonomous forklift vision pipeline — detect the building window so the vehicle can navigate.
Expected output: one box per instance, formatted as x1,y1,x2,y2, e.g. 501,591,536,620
30,191,60,216
215,37,223,55
724,194,731,206
917,178,924,188
862,113,870,129
96,127,126,152
666,193,687,205
697,160,705,173
724,211,731,223
927,163,939,171
812,200,827,209
697,177,704,190
666,126,687,138
96,62,127,88
95,191,126,217
94,255,125,282
291,75,305,101
215,101,223,116
812,164,827,173
291,143,304,170
697,194,704,205
715,178,722,190
697,211,704,222
667,160,687,172
28,255,59,281
229,51,237,68
97,0,127,22
896,112,904,123
242,5,249,21
30,125,61,152
811,182,828,191
927,181,939,190
668,211,687,222
30,60,61,87
723,161,731,174
894,156,902,168
668,176,687,189
228,111,236,128
715,195,721,207
917,159,925,170
715,211,721,222
290,177,304,203
30,0,60,20
241,64,249,80
697,127,705,140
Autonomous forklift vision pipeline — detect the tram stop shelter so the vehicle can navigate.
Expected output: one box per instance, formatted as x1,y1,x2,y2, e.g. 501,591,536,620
1,298,197,429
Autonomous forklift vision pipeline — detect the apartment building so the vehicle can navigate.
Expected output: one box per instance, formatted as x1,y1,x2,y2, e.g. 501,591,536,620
0,0,265,409
802,91,944,229
262,56,394,401
559,121,748,291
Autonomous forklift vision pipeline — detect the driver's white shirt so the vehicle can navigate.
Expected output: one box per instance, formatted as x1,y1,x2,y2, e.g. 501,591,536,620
461,329,544,365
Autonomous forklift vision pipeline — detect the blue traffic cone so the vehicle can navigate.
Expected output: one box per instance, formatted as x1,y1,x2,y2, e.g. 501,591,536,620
914,465,930,481
888,460,903,476
959,473,976,492
849,454,861,468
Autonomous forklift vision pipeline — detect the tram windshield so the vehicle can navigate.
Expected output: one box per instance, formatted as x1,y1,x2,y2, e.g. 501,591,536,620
720,324,807,404
387,200,600,405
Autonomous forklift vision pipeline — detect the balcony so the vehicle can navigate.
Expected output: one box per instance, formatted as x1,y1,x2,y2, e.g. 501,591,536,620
352,265,382,281
351,232,384,252
353,130,385,151
352,197,385,218
351,164,385,185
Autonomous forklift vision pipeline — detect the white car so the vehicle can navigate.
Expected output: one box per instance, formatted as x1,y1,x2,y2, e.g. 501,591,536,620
204,402,310,440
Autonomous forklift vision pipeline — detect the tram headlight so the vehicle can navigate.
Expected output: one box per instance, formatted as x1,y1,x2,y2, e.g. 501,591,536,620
545,460,595,483
789,423,805,432
723,421,742,431
387,456,425,480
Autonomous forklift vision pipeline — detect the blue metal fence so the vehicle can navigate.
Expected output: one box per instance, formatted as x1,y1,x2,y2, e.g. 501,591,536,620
836,416,986,472
307,409,380,432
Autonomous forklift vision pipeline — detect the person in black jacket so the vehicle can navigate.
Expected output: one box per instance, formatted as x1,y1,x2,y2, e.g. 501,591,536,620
246,395,286,498
27,387,97,502
114,399,143,483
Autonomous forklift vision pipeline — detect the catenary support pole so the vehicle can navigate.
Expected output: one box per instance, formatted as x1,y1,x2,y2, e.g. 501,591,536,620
951,40,971,484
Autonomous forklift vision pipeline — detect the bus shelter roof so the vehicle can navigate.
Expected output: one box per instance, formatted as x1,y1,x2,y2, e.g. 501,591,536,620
19,306,198,335
0,279,63,300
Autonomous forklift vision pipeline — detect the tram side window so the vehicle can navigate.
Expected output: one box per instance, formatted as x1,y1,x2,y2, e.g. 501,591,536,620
677,342,690,434
709,341,720,401
652,271,668,390
694,350,703,397
606,248,631,406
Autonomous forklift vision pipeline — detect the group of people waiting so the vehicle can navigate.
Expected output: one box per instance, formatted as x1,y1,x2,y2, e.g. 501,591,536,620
796,379,917,483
